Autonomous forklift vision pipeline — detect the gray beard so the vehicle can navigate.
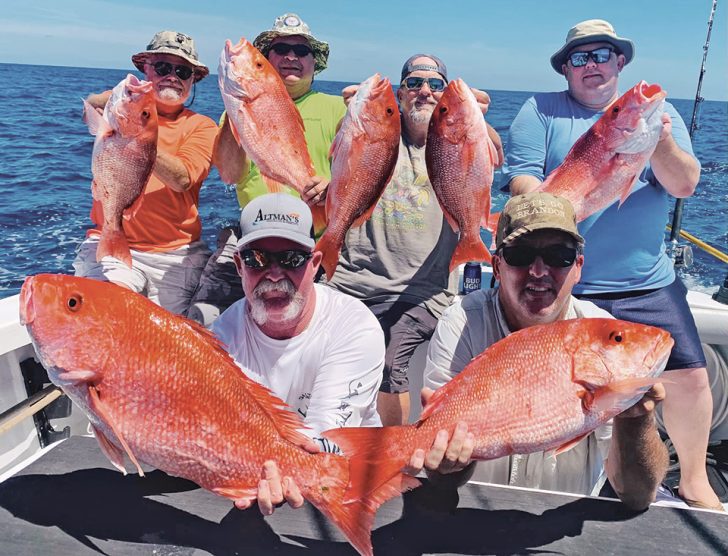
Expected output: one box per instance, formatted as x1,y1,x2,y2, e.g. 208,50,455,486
249,278,305,326
409,105,434,125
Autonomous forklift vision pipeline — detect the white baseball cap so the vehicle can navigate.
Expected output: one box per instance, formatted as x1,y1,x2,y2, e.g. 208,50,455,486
237,193,315,250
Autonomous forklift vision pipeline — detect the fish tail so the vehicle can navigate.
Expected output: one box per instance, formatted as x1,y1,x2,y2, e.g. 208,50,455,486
314,231,341,281
97,228,132,268
450,236,492,272
306,453,418,556
323,425,414,502
311,204,327,239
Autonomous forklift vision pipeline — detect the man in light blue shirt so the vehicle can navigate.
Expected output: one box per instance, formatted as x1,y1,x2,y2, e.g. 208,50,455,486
502,19,720,510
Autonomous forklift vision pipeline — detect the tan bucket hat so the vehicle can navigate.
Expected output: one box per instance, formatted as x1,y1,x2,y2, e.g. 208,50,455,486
132,31,209,82
496,192,584,250
253,13,330,74
550,19,634,74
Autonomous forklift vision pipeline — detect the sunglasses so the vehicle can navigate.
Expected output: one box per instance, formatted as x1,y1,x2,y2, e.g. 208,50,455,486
151,61,194,81
500,245,578,268
568,47,614,68
239,249,312,270
269,43,314,57
402,76,446,92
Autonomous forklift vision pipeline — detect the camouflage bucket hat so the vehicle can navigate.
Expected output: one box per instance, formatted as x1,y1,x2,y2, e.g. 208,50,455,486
253,13,330,74
496,192,584,250
132,30,209,82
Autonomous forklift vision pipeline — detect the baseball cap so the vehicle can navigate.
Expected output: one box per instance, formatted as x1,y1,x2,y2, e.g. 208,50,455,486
495,192,584,250
400,53,448,83
237,193,315,250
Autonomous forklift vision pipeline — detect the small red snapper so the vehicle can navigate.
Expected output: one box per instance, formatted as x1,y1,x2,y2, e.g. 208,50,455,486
325,318,673,501
19,274,417,556
425,78,499,271
538,81,667,221
82,74,158,267
315,74,401,280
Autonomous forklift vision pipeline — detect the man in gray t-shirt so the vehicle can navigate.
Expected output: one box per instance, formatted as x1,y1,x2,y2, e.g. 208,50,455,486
412,192,669,510
328,53,503,425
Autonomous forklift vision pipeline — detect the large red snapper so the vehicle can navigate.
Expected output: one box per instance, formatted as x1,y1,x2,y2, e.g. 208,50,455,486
19,274,417,556
538,81,667,221
315,74,401,280
325,318,673,501
82,74,157,267
425,78,499,271
218,38,315,195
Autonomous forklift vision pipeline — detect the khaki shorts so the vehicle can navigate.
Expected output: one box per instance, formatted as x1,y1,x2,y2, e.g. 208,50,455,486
73,236,211,315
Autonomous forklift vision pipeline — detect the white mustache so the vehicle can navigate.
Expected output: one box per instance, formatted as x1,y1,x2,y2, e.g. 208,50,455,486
253,278,296,298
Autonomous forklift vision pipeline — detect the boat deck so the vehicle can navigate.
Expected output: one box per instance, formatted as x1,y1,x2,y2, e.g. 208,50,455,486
1,436,726,555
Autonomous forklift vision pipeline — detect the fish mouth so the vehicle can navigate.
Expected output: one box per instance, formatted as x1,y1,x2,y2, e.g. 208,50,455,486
18,276,34,326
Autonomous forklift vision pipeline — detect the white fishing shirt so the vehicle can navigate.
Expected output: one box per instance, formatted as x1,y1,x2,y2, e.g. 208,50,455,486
212,284,384,452
424,288,614,496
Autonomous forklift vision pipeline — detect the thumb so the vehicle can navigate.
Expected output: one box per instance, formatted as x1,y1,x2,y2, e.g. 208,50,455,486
421,387,435,407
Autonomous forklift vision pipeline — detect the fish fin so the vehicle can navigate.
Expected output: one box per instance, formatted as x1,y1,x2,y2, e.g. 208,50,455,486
314,232,341,281
261,175,286,193
90,423,128,475
227,113,243,146
586,377,663,413
552,432,590,457
441,207,460,234
57,369,100,385
97,229,132,268
82,99,113,137
123,184,148,221
306,454,419,556
212,486,258,505
322,426,412,503
618,175,638,207
351,202,379,228
311,205,327,238
449,237,492,272
87,386,145,476
237,377,313,449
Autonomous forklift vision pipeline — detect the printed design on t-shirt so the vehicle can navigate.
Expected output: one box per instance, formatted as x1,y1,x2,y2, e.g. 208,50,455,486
296,391,311,419
372,148,431,231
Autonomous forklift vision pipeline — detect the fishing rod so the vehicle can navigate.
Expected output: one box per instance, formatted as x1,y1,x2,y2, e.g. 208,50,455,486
669,0,717,267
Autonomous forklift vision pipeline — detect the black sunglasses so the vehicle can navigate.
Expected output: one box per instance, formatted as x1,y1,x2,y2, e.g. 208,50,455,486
239,249,312,270
402,76,446,92
501,245,578,268
269,43,313,57
568,47,614,68
152,61,194,81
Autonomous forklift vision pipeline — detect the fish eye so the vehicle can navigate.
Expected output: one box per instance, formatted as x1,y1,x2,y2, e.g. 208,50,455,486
141,110,150,118
440,106,447,113
386,108,393,114
609,330,624,343
612,106,620,114
67,294,82,312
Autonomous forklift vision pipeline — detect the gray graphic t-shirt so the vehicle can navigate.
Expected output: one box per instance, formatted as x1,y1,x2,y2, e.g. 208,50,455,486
328,136,458,317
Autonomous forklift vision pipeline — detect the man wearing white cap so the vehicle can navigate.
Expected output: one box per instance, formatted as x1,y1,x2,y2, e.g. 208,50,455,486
75,31,217,315
211,193,384,512
503,20,720,510
188,13,346,326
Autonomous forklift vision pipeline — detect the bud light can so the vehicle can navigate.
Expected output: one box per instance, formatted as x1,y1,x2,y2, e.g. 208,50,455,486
462,262,482,295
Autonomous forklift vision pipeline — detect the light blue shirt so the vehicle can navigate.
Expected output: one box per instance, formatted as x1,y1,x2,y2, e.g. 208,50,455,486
502,90,699,294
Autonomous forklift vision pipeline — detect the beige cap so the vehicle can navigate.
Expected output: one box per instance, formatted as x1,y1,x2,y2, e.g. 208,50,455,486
253,13,330,74
496,192,584,250
550,19,634,74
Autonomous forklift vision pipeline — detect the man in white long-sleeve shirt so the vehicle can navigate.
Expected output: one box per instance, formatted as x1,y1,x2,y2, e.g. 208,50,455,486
212,192,384,514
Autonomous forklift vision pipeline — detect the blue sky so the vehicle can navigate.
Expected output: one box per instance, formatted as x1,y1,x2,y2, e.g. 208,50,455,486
2,0,726,100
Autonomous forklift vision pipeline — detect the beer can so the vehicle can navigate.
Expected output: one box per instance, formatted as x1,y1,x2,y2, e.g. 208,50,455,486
462,262,482,295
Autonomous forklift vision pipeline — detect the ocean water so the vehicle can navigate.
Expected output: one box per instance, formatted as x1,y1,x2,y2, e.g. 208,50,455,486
0,63,725,298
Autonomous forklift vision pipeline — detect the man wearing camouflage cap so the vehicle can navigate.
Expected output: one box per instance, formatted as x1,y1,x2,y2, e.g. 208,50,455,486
413,192,668,511
75,31,217,315
188,12,346,327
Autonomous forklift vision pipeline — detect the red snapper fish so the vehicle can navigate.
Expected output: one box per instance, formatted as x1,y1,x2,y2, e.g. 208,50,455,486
315,74,401,280
19,274,417,556
325,318,673,501
82,74,158,267
425,78,499,271
218,38,315,194
538,81,667,222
